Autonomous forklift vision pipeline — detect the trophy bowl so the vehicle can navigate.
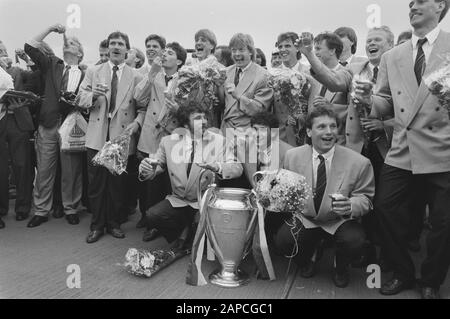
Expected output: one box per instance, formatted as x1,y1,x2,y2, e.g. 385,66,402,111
201,185,257,288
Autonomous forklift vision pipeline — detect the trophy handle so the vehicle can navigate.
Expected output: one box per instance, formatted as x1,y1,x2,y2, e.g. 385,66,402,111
252,171,265,186
197,168,216,205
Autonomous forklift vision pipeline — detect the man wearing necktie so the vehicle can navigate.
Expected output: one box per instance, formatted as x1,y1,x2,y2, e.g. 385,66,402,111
77,31,144,244
134,42,187,232
275,106,374,288
354,0,450,299
24,24,86,228
138,104,242,249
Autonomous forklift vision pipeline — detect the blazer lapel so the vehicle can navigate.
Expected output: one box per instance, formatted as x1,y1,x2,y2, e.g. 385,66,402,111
112,66,133,118
396,41,418,101
234,63,255,98
298,147,315,217
406,31,450,127
185,155,202,197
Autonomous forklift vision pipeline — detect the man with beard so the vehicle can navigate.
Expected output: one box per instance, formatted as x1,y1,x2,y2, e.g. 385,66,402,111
138,34,166,75
138,103,243,249
134,42,187,233
354,0,450,299
276,106,374,288
25,23,86,228
77,31,144,243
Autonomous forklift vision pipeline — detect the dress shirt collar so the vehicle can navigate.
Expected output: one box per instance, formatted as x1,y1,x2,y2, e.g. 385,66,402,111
312,145,335,162
108,61,126,72
412,25,440,49
237,61,253,74
63,62,80,70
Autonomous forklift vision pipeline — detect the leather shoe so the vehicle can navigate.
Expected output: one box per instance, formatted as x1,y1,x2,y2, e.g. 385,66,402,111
380,278,414,295
300,261,316,278
107,228,125,239
66,214,80,225
86,230,104,244
421,287,440,299
52,206,64,219
143,228,160,242
0,218,5,229
333,268,350,288
27,215,48,228
136,215,147,228
16,212,29,221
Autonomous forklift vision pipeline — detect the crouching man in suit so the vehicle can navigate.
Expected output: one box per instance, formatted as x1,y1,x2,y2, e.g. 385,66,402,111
275,106,375,288
139,103,243,250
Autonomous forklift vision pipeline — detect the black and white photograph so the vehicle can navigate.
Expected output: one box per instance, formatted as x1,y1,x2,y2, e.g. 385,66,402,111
1,0,450,304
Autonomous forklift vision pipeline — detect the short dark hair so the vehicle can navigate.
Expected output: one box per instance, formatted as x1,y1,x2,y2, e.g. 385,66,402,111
276,32,301,60
305,106,339,129
437,0,449,22
107,31,130,50
215,45,234,67
174,102,206,127
99,39,109,49
334,27,358,55
314,32,344,59
145,34,166,49
166,42,187,69
255,48,267,67
251,111,279,128
397,30,412,45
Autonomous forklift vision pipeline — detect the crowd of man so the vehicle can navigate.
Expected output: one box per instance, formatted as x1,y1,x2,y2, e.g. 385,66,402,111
0,0,449,299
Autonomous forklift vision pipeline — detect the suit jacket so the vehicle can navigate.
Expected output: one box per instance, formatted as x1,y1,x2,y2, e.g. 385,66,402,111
371,30,450,174
77,63,144,155
283,144,375,234
134,72,179,154
150,129,243,209
24,42,85,128
311,64,351,145
221,62,273,130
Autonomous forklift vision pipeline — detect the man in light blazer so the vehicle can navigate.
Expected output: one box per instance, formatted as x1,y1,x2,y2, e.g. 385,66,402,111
275,106,375,288
354,0,450,299
77,31,144,244
220,33,273,132
138,103,243,248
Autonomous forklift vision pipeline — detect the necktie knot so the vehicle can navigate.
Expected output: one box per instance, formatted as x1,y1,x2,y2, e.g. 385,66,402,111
318,154,325,163
340,61,348,67
372,66,379,83
113,65,119,72
165,75,173,86
417,38,428,48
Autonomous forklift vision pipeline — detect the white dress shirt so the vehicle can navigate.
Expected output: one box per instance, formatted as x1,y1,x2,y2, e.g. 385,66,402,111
63,63,82,92
312,146,335,187
411,25,440,63
236,61,253,82
107,61,126,82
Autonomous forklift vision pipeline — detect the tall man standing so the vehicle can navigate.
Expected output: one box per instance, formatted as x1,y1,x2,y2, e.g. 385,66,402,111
25,24,85,228
77,31,144,243
354,0,450,299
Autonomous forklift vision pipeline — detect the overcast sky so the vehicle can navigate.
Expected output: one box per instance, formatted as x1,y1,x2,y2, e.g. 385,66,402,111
1,0,450,65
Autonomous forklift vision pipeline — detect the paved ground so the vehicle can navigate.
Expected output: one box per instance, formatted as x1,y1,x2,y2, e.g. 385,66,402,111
0,200,448,299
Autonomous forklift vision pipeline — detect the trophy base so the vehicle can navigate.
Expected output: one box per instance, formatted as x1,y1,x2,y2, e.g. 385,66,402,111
209,268,250,288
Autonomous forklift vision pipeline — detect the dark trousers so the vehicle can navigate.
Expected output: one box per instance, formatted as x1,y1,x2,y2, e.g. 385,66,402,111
274,218,366,272
376,164,450,289
0,115,33,215
87,148,128,231
137,151,171,216
146,199,197,243
81,151,90,211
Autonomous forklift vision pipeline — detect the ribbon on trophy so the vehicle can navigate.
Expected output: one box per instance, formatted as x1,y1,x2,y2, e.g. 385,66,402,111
186,188,275,286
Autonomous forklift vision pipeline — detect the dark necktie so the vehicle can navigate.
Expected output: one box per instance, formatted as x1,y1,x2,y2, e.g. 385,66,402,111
319,85,328,97
414,38,427,85
61,65,71,91
340,61,348,67
314,155,327,213
165,75,173,86
109,65,119,114
372,66,379,83
186,140,195,177
234,68,242,86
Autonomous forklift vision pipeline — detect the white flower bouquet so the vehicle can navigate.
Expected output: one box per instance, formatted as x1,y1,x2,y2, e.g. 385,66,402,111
424,54,450,119
92,131,131,175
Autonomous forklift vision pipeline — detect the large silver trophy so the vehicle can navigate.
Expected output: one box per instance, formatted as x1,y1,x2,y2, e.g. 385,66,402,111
198,169,258,288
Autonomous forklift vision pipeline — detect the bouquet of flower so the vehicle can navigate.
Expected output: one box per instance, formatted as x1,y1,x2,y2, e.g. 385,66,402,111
124,248,190,278
268,68,311,145
253,169,311,219
92,131,131,175
174,56,226,114
424,54,450,119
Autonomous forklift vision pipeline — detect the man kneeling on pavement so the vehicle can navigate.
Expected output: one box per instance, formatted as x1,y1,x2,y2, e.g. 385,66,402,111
138,103,243,250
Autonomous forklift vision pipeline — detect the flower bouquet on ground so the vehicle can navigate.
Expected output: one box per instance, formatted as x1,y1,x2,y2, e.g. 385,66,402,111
124,247,190,278
424,54,450,119
92,131,131,175
268,68,311,145
174,56,226,116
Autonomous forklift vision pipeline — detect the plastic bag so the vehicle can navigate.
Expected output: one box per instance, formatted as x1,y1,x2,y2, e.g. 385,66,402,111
59,111,87,152
92,131,131,175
